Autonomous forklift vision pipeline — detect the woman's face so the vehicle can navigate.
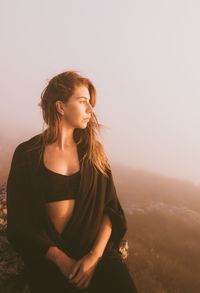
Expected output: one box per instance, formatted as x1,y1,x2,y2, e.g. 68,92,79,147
59,85,93,129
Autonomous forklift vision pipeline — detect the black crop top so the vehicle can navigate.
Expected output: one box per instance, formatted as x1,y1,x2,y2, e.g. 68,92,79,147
41,160,81,203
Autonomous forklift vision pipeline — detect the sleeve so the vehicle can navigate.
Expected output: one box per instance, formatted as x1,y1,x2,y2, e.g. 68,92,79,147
6,144,57,265
103,168,127,249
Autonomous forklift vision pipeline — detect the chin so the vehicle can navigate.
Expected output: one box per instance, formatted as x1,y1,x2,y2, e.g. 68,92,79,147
82,124,88,129
76,123,88,129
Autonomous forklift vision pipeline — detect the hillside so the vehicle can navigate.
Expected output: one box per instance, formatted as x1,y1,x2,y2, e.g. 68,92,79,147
1,163,200,292
111,163,200,293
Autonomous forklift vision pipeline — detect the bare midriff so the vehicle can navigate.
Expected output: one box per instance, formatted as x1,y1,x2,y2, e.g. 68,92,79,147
43,142,80,235
46,199,75,235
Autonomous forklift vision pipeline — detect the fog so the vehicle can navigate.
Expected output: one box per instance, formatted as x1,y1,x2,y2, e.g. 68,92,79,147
1,0,199,186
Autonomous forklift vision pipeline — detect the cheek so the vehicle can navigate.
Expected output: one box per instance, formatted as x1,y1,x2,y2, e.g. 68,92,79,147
66,104,82,120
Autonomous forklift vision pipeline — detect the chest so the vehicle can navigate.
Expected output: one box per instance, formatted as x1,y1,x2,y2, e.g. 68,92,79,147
43,144,80,176
41,145,81,234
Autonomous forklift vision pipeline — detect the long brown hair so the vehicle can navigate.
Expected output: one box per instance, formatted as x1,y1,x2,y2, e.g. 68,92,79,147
37,70,110,177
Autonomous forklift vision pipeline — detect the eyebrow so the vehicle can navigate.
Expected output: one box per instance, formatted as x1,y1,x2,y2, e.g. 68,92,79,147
76,96,90,101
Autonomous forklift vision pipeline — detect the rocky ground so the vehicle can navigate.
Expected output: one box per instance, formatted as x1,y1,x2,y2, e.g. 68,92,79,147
0,183,30,293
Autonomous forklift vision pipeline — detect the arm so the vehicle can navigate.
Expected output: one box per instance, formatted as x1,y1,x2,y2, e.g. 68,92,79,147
45,246,64,263
45,246,73,265
103,167,127,249
90,214,112,258
6,144,58,265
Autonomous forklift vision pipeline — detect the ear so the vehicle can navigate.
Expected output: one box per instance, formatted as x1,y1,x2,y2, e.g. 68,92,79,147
55,100,64,115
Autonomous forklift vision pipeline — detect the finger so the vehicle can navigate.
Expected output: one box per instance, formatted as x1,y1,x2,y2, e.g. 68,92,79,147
80,275,92,289
71,270,84,285
71,260,82,278
76,274,88,287
68,263,81,280
83,280,89,289
78,278,89,289
86,270,96,287
69,268,86,287
82,270,95,286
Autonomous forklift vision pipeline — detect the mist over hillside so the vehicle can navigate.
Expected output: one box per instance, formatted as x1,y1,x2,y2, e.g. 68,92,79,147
112,162,200,209
1,148,200,292
111,163,200,293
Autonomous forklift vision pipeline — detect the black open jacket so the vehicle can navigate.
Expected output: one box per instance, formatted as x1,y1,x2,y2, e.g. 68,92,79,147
6,134,127,267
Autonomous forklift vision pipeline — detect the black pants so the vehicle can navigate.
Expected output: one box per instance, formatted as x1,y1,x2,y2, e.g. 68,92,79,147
26,250,138,293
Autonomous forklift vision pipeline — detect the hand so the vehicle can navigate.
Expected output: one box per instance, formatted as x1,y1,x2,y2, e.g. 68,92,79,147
55,250,77,279
68,252,101,289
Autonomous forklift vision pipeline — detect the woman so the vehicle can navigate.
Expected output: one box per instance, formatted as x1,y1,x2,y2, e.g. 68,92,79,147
6,71,138,292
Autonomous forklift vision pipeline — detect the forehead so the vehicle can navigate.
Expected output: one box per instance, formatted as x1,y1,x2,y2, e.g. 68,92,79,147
72,85,90,100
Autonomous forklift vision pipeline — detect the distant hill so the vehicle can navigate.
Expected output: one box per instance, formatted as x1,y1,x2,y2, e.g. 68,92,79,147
110,162,200,293
112,162,200,211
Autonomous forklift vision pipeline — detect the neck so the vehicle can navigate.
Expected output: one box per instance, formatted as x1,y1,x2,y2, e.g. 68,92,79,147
56,125,76,150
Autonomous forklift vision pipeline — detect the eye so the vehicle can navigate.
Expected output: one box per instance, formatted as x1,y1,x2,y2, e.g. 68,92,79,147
80,100,88,104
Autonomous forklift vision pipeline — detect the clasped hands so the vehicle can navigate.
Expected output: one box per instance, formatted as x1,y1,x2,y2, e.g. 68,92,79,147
67,251,102,290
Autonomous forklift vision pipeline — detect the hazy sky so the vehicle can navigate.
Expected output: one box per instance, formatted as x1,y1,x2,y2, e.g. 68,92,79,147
1,0,200,186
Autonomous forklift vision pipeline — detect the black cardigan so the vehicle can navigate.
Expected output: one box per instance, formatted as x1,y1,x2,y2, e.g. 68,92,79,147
6,134,127,266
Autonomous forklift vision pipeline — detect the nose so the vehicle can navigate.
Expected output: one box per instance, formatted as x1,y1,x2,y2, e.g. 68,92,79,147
87,103,93,115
